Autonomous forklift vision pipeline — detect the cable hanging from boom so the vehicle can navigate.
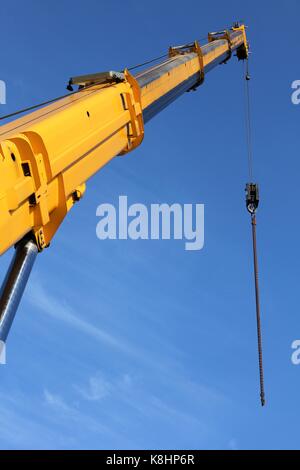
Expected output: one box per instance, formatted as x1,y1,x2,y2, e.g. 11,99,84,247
244,59,254,181
243,56,266,407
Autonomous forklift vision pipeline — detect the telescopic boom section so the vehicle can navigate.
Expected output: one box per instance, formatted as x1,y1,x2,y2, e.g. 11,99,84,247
0,24,248,257
0,24,249,346
0,23,248,345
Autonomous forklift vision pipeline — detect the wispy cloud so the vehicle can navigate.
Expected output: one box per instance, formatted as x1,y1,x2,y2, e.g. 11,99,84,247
44,389,70,411
74,373,113,401
75,372,133,401
26,278,187,374
24,278,232,449
27,280,138,357
0,391,73,449
43,387,135,448
43,389,110,434
27,278,229,404
72,370,213,443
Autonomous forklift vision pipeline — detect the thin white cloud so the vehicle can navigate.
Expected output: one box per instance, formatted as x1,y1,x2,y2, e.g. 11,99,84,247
26,278,186,374
27,281,138,357
0,392,73,449
73,370,209,439
43,388,137,448
27,279,229,409
74,373,113,401
25,278,231,448
149,395,208,431
44,389,70,411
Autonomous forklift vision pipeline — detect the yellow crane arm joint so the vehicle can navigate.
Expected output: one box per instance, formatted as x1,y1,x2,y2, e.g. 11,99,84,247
119,69,144,155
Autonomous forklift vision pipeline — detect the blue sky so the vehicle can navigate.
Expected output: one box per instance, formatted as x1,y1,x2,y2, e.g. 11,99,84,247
0,0,299,450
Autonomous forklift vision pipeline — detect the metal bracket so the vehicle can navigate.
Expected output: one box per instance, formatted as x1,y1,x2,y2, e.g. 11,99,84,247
208,29,233,63
67,70,125,91
119,69,144,155
168,42,195,57
232,23,249,60
168,40,205,90
194,40,205,87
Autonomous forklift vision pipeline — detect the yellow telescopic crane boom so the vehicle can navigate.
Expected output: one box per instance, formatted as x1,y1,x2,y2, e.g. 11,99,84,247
0,23,248,342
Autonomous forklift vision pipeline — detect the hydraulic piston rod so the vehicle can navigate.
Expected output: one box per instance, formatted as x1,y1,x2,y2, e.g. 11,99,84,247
0,239,38,343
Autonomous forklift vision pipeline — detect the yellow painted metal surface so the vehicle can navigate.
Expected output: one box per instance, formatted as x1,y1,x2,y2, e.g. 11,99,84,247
0,26,248,255
233,24,249,57
0,75,143,254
